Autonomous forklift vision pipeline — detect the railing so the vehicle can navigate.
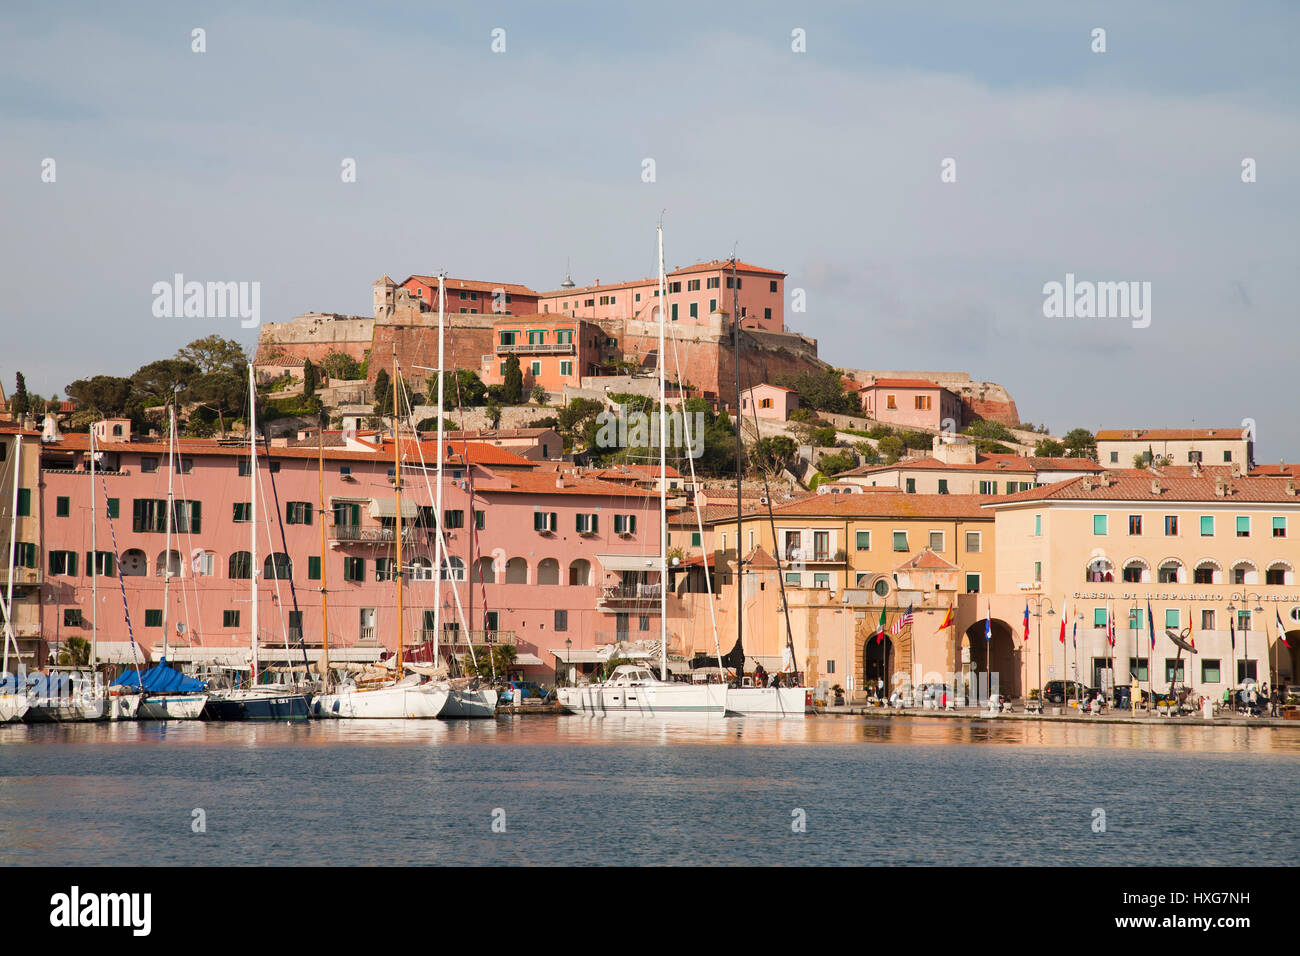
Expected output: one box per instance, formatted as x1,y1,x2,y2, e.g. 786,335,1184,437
328,524,414,544
496,342,576,355
599,583,662,604
0,565,42,586
783,548,845,564
359,625,376,642
411,629,517,647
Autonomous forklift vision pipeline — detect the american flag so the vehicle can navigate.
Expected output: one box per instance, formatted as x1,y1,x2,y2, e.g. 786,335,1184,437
890,604,915,635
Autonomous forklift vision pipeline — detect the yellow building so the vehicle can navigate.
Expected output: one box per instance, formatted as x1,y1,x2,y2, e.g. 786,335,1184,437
986,466,1300,698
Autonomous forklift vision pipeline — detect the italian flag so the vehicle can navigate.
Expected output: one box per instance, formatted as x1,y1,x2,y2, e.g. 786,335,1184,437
874,605,887,644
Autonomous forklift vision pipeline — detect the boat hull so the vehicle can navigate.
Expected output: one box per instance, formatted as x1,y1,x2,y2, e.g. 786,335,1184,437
725,686,807,718
439,687,499,719
312,683,449,719
203,691,312,721
138,694,208,720
108,694,141,721
25,693,107,722
0,694,30,723
557,682,726,716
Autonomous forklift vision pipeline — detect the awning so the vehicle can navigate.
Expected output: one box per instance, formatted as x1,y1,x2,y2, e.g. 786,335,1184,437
549,648,605,663
150,646,247,665
597,553,662,573
512,653,544,666
95,642,151,664
369,498,418,519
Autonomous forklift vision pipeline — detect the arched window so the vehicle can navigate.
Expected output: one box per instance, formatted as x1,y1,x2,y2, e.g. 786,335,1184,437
505,557,528,585
1266,560,1292,587
264,553,292,580
1157,558,1183,584
472,555,495,584
409,556,434,581
1086,556,1113,583
1121,558,1148,584
568,559,591,587
121,548,147,577
537,558,560,585
441,556,465,581
155,549,182,579
229,551,252,579
1231,560,1257,586
1193,559,1221,585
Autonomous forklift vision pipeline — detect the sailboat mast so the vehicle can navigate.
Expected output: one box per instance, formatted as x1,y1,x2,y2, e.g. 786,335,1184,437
393,363,404,674
162,405,176,661
3,435,21,673
434,274,445,665
317,424,330,689
248,364,259,685
732,258,742,682
90,429,98,670
657,226,668,681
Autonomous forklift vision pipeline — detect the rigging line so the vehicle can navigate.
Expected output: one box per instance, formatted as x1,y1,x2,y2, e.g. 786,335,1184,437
259,433,312,679
253,461,291,668
446,348,492,673
665,281,724,676
170,460,204,655
96,466,145,678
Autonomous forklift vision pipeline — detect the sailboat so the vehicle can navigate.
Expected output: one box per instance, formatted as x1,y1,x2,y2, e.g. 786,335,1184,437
556,224,725,718
203,366,311,720
311,360,450,719
1,431,31,723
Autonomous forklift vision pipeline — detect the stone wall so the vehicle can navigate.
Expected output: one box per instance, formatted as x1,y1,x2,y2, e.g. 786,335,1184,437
254,313,373,365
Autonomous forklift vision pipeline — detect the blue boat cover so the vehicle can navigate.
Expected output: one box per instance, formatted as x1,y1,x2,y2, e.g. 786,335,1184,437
111,659,206,693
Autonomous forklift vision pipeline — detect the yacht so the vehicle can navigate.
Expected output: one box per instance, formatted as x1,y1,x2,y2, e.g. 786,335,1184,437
557,664,725,717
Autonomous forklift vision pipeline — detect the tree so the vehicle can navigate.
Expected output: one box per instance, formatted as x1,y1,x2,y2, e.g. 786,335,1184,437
461,643,517,679
65,375,134,418
753,435,797,475
10,372,28,418
373,369,393,419
176,335,247,375
189,369,244,435
1061,428,1097,460
853,441,882,465
302,359,317,398
320,350,362,381
816,450,857,476
502,355,523,404
57,636,91,666
1034,438,1066,457
529,383,548,405
436,369,488,410
773,368,860,414
484,400,503,428
131,359,199,407
877,435,904,463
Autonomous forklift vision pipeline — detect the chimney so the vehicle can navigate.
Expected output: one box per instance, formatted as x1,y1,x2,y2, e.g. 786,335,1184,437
1231,462,1243,479
1081,476,1094,491
1151,478,1161,495
1287,480,1297,497
555,474,565,489
1215,476,1227,497
1190,461,1201,478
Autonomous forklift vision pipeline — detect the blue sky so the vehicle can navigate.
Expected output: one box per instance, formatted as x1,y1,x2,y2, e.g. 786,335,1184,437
2,1,1297,456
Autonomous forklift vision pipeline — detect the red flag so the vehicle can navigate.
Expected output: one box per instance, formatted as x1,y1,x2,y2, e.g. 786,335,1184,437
1023,603,1030,642
1059,615,1066,644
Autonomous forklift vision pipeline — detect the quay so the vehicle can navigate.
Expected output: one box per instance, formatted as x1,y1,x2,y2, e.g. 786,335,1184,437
817,703,1300,728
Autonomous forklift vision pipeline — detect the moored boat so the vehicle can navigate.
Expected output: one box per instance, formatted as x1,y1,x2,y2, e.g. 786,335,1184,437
557,664,726,716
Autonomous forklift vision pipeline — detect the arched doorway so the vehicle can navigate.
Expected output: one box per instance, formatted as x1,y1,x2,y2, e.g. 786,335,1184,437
963,618,1021,699
863,634,892,699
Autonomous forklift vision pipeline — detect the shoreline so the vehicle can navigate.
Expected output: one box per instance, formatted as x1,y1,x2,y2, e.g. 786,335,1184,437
815,704,1300,728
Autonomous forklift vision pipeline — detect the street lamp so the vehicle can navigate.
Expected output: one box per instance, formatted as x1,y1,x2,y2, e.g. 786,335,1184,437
564,636,572,688
1226,595,1264,692
1027,595,1056,704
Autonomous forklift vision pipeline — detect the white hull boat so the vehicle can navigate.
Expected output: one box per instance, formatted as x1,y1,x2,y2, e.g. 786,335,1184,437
138,693,208,720
557,665,726,717
108,693,141,721
0,693,30,723
439,686,499,719
725,686,807,718
313,678,449,719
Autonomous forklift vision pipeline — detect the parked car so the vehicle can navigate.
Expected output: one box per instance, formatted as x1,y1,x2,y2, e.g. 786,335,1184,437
1043,680,1087,704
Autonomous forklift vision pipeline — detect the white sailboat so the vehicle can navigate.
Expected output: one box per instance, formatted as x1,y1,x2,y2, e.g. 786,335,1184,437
312,361,452,719
90,426,141,720
557,224,724,718
1,431,30,723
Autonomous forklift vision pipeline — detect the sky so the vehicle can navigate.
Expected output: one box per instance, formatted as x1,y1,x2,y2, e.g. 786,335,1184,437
2,1,1297,456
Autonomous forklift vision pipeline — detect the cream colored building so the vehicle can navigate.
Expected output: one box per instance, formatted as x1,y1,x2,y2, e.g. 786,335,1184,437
1096,427,1252,470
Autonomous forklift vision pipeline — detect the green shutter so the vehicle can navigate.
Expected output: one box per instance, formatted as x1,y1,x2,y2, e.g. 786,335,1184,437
1200,515,1214,536
308,556,321,580
1236,516,1250,535
17,488,30,517
1092,514,1107,535
190,501,201,533
1274,517,1287,535
107,498,119,519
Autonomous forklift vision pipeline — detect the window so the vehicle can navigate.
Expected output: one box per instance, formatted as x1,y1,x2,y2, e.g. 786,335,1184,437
554,609,568,632
530,361,541,376
560,361,573,376
145,609,162,628
886,395,897,410
915,395,931,411
343,557,365,582
856,531,871,551
1200,515,1214,536
443,510,464,529
1128,608,1143,629
965,531,981,553
928,531,944,551
474,510,486,531
1266,567,1286,586
825,660,835,674
233,502,252,522
707,277,720,289
333,502,361,527
937,479,948,495
528,330,545,345
238,458,251,476
1129,658,1149,683
813,573,830,589
639,615,651,632
1093,608,1107,628
1188,450,1202,464
1128,515,1142,535
1201,609,1216,630
375,558,397,582
764,308,772,320
1164,659,1186,684
1092,514,1108,535
223,610,240,627
1157,561,1181,584
308,556,321,580
1164,515,1178,535
285,502,313,525
1273,517,1287,538
691,532,701,548
892,531,908,552
1201,659,1221,683
49,551,78,576
613,514,637,535
534,511,557,533
769,280,778,293
689,303,698,319
1237,610,1252,631
63,608,83,628
575,513,599,534
106,497,119,519
229,552,252,579
873,578,890,597
1034,561,1042,583
965,573,981,593
14,542,36,568
784,572,801,586
1194,565,1214,584
499,331,515,345
288,611,303,641
140,457,159,473
1109,451,1119,463
86,551,115,577
1165,609,1180,629
56,496,70,517
1122,564,1142,583
1236,516,1250,538
1224,450,1233,463
979,481,996,495
905,478,916,494
1238,659,1257,682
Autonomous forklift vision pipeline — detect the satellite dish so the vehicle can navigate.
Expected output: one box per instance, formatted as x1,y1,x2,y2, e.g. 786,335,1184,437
1165,627,1197,654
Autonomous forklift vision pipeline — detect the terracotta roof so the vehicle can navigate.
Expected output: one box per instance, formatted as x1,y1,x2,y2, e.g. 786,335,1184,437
1250,464,1300,478
745,384,797,394
896,548,961,572
861,379,942,389
834,454,1099,478
1095,428,1247,441
537,277,657,298
742,546,780,571
402,275,540,297
444,428,556,440
668,259,785,278
587,463,684,480
986,472,1300,506
492,471,655,498
767,493,994,519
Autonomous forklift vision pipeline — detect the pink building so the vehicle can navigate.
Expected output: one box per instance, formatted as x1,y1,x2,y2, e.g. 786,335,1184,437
398,275,541,316
535,260,787,332
33,433,663,675
480,315,609,393
858,379,962,431
741,384,799,421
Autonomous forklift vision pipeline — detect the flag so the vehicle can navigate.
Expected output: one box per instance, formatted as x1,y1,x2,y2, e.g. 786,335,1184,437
1277,609,1291,649
874,605,887,645
937,606,955,631
1187,610,1195,650
1229,613,1236,651
985,602,992,643
890,603,914,635
1023,602,1030,642
1107,607,1115,648
1071,617,1077,649
1147,598,1156,649
1058,613,1066,644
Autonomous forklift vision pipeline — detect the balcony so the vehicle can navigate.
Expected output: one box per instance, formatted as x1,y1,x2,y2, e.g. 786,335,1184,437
328,524,414,546
0,565,42,587
496,341,576,356
597,583,662,609
410,629,517,648
782,548,846,565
